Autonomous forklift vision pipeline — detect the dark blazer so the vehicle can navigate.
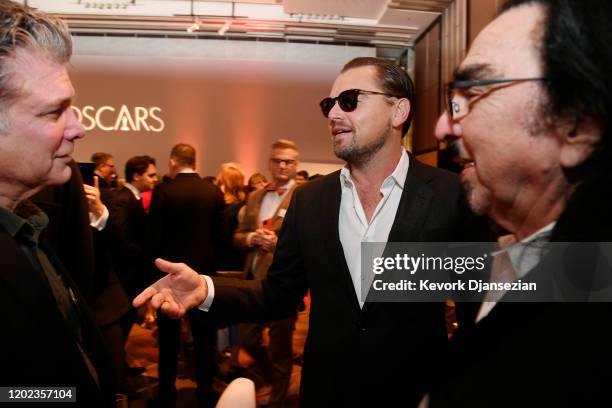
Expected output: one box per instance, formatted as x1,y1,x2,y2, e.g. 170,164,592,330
33,160,130,327
428,243,612,408
0,225,115,406
149,172,226,276
109,186,150,297
210,157,475,407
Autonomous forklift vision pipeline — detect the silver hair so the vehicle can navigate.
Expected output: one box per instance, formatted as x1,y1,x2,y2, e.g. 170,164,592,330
0,1,72,130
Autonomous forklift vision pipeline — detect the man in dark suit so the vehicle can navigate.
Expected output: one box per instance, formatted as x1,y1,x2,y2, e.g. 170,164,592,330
148,143,226,407
136,58,476,407
424,1,612,406
0,2,115,405
108,155,157,381
111,155,158,300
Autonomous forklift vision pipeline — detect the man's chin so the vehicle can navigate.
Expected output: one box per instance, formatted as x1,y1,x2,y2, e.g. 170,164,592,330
467,187,492,216
47,162,72,186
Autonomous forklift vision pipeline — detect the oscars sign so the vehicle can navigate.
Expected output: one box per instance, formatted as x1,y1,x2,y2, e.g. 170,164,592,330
71,105,165,132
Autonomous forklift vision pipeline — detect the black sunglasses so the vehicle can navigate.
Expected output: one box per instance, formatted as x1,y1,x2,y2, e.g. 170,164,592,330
319,89,400,118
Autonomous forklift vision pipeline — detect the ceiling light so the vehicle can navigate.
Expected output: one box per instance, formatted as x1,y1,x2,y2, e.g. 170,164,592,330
218,20,231,36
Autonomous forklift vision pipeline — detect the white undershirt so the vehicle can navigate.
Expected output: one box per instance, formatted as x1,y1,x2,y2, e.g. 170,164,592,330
258,179,295,225
339,149,409,307
124,182,141,200
476,222,555,322
199,152,409,311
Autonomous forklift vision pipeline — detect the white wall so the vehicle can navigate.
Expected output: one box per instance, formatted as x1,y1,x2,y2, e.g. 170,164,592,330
70,36,375,179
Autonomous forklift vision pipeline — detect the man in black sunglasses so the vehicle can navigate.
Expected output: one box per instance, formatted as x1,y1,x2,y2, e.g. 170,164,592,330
425,1,612,407
134,57,477,407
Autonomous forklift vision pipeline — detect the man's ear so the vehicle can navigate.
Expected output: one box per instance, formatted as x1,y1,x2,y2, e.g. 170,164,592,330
560,117,602,169
392,98,410,129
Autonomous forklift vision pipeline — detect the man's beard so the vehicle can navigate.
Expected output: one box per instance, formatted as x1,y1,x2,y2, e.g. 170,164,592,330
464,179,492,216
333,124,391,166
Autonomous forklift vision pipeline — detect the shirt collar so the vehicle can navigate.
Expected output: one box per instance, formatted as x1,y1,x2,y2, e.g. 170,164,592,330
125,182,141,200
0,202,48,245
521,222,556,243
266,179,295,194
0,205,25,238
340,149,409,190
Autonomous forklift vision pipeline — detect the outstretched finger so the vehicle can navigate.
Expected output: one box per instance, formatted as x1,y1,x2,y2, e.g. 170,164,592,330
93,175,99,190
155,258,189,276
132,286,159,308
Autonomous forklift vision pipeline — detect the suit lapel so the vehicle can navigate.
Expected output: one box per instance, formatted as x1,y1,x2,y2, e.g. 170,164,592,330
321,172,362,315
388,158,434,242
270,185,298,230
362,158,434,315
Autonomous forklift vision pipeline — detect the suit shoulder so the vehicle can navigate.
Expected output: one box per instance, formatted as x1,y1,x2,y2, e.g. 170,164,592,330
296,170,340,196
410,158,459,189
111,187,133,203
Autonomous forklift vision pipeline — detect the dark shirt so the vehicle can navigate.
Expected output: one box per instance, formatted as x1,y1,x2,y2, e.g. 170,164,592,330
0,203,100,387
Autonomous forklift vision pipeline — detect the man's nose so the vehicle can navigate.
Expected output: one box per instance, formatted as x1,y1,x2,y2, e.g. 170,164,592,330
328,100,345,122
65,107,86,141
434,110,462,143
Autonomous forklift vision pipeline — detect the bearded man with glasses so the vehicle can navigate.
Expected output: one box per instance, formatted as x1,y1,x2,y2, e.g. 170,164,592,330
424,0,612,407
134,57,483,407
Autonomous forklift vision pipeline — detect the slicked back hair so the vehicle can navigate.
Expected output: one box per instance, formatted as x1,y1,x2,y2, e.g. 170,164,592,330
0,1,72,131
271,139,298,154
125,155,156,182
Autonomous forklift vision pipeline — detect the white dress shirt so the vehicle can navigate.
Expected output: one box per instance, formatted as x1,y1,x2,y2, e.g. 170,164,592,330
259,179,294,223
339,149,409,307
124,182,142,200
476,222,555,322
200,152,409,311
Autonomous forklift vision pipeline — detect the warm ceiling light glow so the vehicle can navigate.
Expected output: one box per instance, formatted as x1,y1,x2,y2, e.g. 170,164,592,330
218,20,231,36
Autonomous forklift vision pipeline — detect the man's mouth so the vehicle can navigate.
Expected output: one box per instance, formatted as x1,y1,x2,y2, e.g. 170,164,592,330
332,127,352,136
461,160,475,169
453,154,475,169
55,154,72,161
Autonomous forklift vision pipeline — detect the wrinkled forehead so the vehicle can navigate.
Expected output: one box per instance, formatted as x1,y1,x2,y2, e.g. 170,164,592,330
458,3,546,80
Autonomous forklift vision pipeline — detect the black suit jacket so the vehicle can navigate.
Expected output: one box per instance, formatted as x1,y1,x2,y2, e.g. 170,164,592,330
0,225,115,406
149,173,226,276
109,186,150,297
428,242,612,408
210,157,475,407
33,160,130,327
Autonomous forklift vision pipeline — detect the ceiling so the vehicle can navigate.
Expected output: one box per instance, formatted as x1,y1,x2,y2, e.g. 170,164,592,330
21,0,455,48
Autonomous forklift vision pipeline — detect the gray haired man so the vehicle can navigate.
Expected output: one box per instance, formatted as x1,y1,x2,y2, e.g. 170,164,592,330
0,2,115,405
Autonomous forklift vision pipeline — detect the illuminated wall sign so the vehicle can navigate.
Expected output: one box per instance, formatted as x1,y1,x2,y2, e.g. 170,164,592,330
72,105,165,132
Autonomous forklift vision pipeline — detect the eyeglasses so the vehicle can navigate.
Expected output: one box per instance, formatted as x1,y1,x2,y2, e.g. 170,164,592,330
319,89,400,118
270,158,297,166
446,77,548,120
